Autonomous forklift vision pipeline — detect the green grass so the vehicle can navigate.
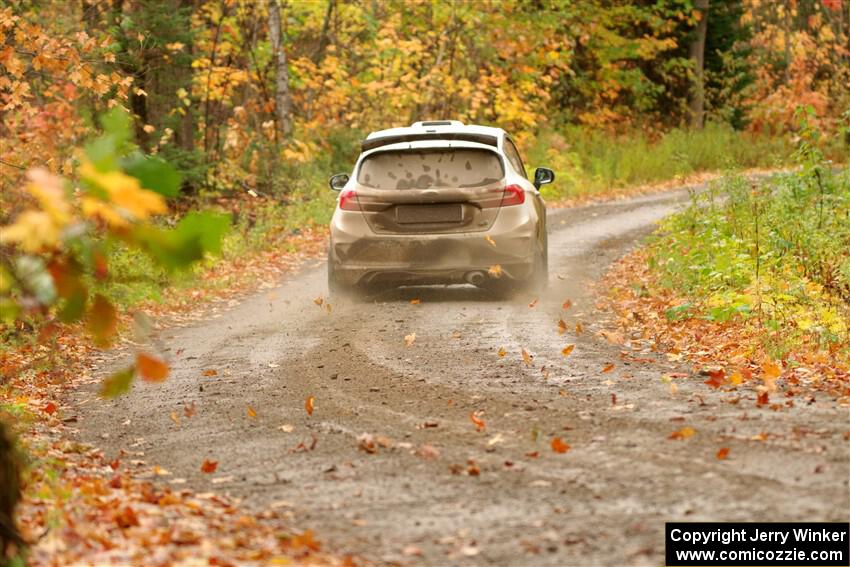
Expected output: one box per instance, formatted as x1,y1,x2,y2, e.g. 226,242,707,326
528,122,845,201
644,122,850,358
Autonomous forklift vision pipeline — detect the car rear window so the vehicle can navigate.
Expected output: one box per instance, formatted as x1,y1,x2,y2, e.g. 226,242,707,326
357,148,504,190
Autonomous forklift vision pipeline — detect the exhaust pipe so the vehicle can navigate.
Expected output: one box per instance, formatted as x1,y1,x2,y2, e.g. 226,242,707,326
465,271,486,286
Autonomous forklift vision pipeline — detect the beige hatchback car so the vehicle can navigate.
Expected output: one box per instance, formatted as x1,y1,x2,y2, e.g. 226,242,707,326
327,120,554,295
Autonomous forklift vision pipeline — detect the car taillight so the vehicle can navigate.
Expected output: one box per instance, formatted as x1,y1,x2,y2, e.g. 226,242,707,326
338,189,360,211
500,184,525,206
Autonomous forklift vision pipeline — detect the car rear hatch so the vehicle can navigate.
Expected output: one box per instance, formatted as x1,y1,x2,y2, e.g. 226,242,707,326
351,147,507,235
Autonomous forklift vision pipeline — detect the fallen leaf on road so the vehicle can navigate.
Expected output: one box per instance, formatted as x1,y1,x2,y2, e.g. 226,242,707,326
305,396,315,416
404,332,416,346
246,406,257,418
415,444,441,460
467,458,481,476
470,411,486,432
716,447,730,460
183,401,196,418
757,391,769,406
403,545,424,557
602,363,615,373
137,352,169,382
575,321,583,335
200,459,218,473
279,424,294,432
557,318,567,335
528,298,539,308
313,296,324,306
669,426,696,440
551,437,570,453
521,348,533,367
561,344,575,357
599,330,624,345
170,411,180,426
202,369,218,376
358,433,377,453
728,371,744,386
497,346,507,357
43,401,57,415
562,299,572,310
410,298,421,305
488,264,503,278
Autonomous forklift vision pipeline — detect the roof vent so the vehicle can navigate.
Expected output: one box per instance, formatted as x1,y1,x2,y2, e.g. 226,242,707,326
412,120,464,128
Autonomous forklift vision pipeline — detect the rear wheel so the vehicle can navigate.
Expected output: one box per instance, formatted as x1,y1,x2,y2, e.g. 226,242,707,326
327,252,357,298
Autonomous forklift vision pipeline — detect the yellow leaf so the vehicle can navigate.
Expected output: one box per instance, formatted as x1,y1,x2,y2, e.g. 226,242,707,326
0,210,59,252
488,264,503,278
521,348,533,367
497,346,507,357
404,333,416,346
561,344,575,357
247,406,257,418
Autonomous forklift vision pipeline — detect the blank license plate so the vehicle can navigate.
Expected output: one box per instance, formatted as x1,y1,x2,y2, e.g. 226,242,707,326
395,204,463,224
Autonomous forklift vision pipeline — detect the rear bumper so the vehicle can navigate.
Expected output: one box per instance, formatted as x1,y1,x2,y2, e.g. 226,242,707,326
329,206,538,286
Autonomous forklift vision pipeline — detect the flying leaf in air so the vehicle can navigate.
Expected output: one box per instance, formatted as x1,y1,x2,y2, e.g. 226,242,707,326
485,235,496,247
521,348,533,367
497,346,507,357
470,411,486,432
669,426,696,440
488,264,503,278
136,352,169,382
551,437,570,453
410,298,421,305
200,459,218,473
703,369,725,389
761,360,781,392
305,396,315,416
561,344,575,357
557,318,567,335
528,298,539,308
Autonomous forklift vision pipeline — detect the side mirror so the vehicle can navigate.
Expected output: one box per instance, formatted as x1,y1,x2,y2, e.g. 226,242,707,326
329,173,350,191
533,167,555,190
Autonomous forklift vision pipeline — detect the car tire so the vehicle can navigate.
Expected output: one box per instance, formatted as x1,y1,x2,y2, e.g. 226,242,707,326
327,252,357,298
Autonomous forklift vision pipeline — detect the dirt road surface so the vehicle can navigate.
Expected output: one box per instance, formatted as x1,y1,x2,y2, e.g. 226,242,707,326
74,186,850,566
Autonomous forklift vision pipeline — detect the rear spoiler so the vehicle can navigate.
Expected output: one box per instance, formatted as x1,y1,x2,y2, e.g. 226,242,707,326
361,132,499,152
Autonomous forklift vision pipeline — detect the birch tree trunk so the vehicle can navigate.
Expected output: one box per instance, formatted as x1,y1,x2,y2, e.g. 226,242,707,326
268,0,293,141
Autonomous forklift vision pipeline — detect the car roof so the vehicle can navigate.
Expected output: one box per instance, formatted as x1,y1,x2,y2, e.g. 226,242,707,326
362,121,507,152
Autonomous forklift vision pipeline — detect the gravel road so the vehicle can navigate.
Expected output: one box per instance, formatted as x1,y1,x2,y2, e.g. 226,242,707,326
74,186,850,566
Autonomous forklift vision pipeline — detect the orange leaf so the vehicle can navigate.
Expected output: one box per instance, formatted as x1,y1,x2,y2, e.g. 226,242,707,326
557,318,567,335
703,369,725,389
521,348,533,366
602,363,615,373
410,298,421,305
497,346,507,357
247,406,257,418
528,298,539,308
669,426,696,440
305,396,315,416
183,401,196,418
551,437,570,453
202,369,218,376
756,391,769,406
562,299,572,310
728,371,744,386
136,352,169,382
575,321,583,335
561,344,575,357
200,459,218,473
716,447,730,460
313,296,324,306
43,401,57,415
488,264,503,278
88,294,117,347
470,411,486,432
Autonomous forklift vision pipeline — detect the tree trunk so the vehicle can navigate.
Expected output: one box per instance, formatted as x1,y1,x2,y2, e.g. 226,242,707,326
312,0,335,65
689,0,710,129
268,0,293,141
0,422,22,557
